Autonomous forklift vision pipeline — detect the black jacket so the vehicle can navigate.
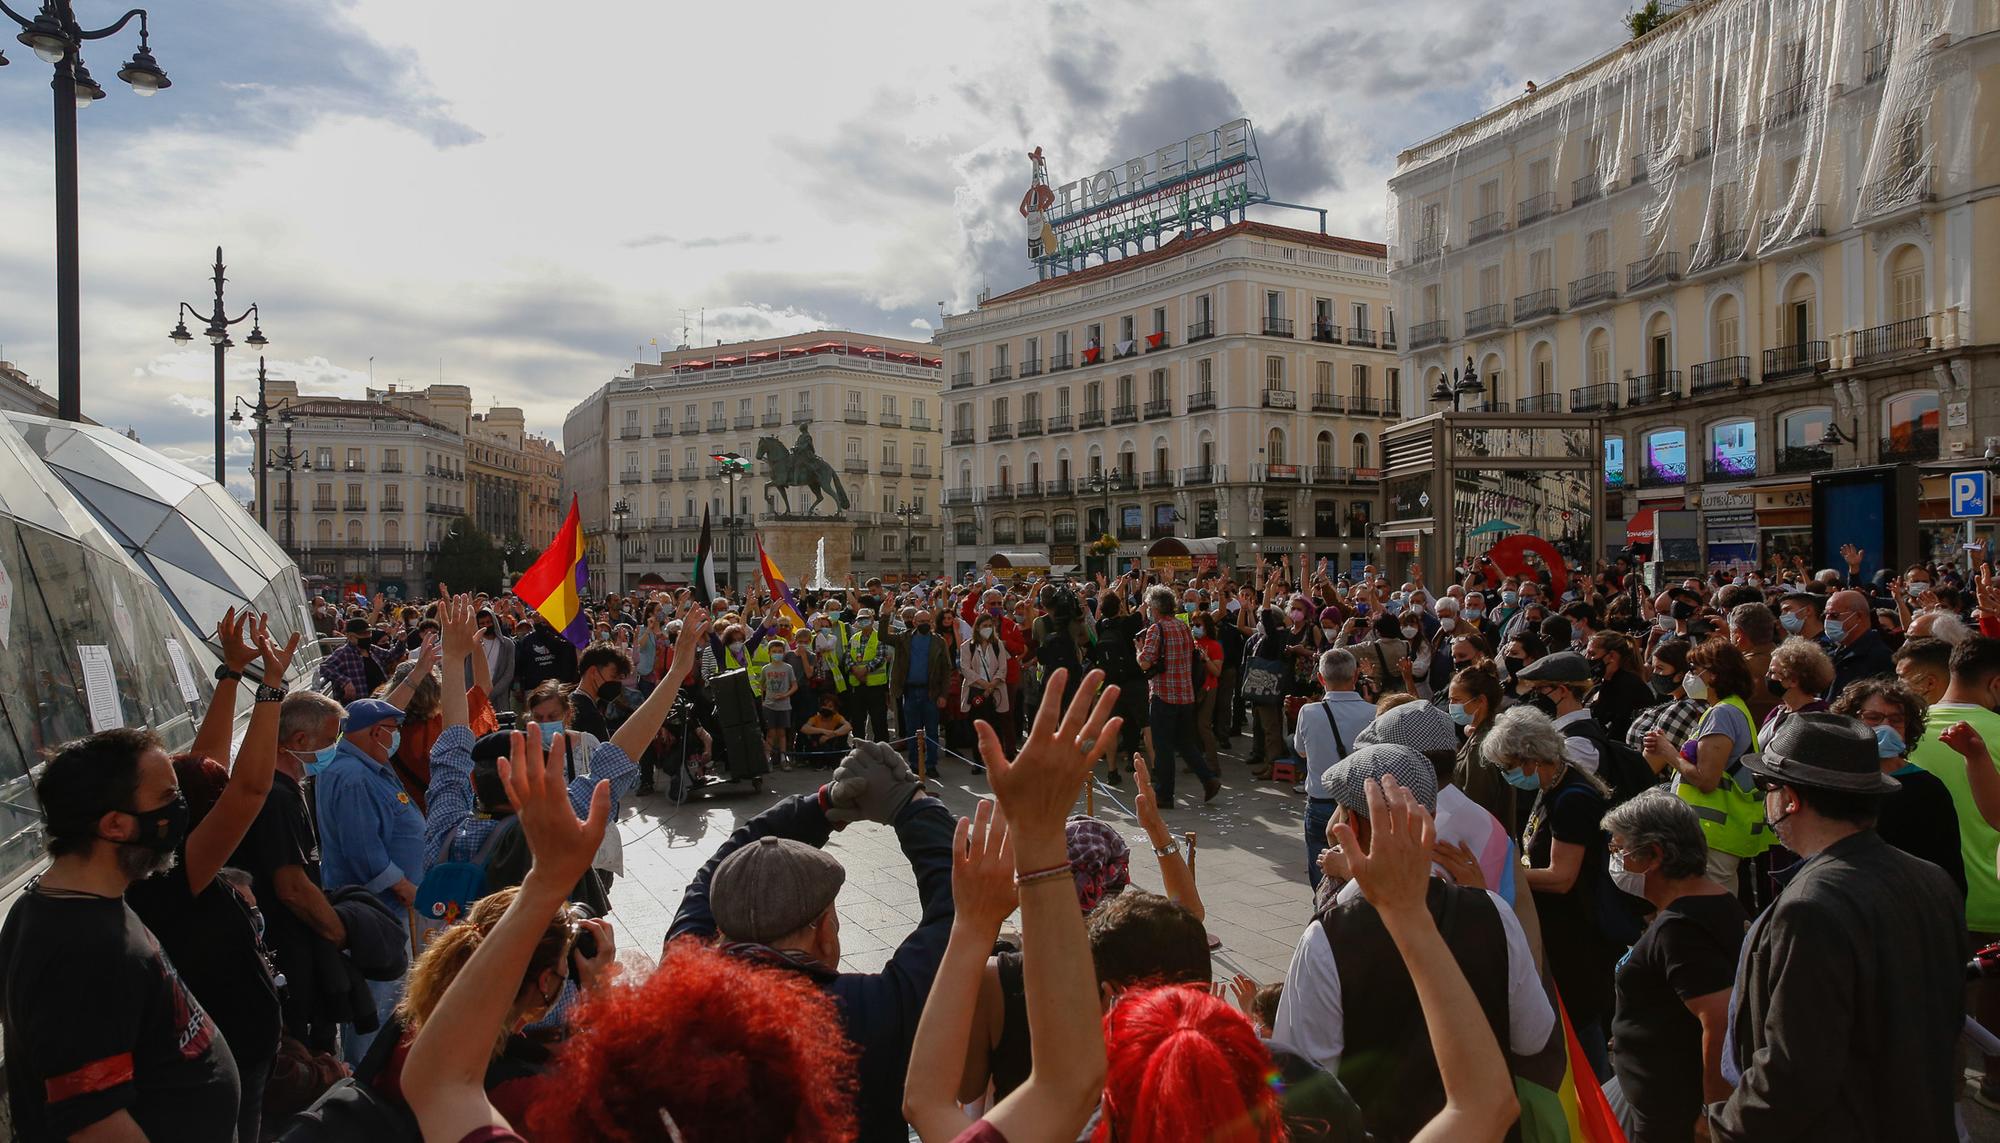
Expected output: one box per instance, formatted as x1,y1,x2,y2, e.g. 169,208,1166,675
513,628,578,693
1825,629,1895,701
1709,830,1964,1142
668,792,956,1143
313,888,409,1033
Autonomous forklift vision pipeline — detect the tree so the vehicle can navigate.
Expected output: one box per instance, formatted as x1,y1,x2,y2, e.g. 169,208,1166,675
429,520,504,595
1627,0,1669,38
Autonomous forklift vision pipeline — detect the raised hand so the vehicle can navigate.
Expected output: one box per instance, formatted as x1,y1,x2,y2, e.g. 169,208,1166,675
249,614,301,686
977,667,1122,845
666,607,712,681
1227,973,1261,1020
216,607,258,674
1131,753,1167,838
499,726,608,892
952,798,1018,932
1328,775,1435,915
1839,543,1863,570
1941,721,1990,764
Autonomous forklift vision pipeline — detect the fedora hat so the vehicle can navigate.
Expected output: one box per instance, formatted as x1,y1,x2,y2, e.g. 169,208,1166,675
1743,712,1900,794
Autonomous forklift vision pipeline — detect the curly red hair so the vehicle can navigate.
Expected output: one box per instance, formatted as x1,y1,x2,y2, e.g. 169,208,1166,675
526,942,858,1142
1095,985,1281,1143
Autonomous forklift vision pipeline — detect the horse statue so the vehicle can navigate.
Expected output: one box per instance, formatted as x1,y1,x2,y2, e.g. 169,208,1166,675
756,429,850,517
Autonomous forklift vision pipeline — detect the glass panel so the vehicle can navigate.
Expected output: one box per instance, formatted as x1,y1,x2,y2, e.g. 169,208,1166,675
1604,437,1626,485
1643,429,1688,484
1709,420,1757,478
1452,468,1596,572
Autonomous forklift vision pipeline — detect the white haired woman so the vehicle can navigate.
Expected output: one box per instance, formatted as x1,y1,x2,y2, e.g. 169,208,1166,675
1600,791,1745,1143
1482,704,1621,1082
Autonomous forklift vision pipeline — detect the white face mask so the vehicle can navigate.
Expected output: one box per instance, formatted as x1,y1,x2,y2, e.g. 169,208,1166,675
1682,672,1709,701
1437,617,1456,632
1609,851,1648,898
1321,626,1338,640
1401,625,1419,640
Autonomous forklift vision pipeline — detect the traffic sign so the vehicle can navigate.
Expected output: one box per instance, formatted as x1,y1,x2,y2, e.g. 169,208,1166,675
1950,471,1989,518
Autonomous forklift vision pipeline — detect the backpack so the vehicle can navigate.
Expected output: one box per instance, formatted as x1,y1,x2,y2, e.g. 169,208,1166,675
1560,717,1658,806
410,815,521,950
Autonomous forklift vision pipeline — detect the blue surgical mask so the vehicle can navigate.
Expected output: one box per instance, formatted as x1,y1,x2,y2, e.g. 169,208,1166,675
1190,625,1205,638
1504,767,1542,791
1384,599,1405,616
1501,591,1520,607
1822,617,1848,643
386,730,401,758
1873,724,1906,759
540,722,563,750
1449,702,1473,726
299,743,339,775
1780,611,1805,634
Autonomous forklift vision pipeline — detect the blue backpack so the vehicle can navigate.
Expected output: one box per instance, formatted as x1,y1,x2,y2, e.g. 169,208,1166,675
410,815,520,950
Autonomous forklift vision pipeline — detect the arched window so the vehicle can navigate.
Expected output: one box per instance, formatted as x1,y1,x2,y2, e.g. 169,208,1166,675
1531,341,1555,400
1887,244,1926,323
1642,428,1687,485
1316,431,1336,470
1711,294,1741,362
1882,390,1940,461
316,518,332,545
1586,328,1611,387
1352,433,1371,471
346,520,362,545
1265,427,1286,468
384,518,399,547
1644,311,1673,378
1781,274,1817,345
1708,418,1757,480
1778,407,1833,471
957,461,973,489
1479,353,1503,407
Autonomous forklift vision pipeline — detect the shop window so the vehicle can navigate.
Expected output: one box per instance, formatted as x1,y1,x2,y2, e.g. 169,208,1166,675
1604,436,1626,488
1708,419,1757,480
1881,390,1939,461
1642,429,1686,485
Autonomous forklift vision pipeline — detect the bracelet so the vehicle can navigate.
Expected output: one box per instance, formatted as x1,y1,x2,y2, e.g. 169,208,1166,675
1013,861,1074,888
1152,840,1181,858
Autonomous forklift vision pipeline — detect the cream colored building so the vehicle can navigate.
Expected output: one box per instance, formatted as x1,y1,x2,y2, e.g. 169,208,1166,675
0,359,59,418
938,220,1400,579
1389,0,2000,565
562,331,946,593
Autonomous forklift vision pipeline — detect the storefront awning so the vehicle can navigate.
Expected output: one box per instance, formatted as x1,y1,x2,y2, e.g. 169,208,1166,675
987,551,1051,573
1144,537,1223,558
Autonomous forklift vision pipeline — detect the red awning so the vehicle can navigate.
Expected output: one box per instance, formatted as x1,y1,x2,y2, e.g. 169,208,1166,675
1626,507,1657,544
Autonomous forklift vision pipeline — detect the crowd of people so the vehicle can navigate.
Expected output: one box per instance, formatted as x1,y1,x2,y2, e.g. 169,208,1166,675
3,542,2000,1141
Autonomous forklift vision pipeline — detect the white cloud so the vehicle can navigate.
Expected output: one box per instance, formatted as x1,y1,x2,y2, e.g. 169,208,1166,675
168,394,214,418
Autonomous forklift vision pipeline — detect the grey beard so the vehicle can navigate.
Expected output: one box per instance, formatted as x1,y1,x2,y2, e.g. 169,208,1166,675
119,842,178,883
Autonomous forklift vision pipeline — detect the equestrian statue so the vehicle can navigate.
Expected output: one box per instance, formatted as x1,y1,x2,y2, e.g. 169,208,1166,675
757,424,850,517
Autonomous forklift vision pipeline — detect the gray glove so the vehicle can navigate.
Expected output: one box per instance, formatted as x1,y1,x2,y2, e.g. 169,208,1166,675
824,740,922,825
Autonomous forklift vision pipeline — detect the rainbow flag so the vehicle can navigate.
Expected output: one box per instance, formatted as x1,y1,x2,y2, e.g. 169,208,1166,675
514,495,591,650
1515,993,1627,1143
757,534,804,628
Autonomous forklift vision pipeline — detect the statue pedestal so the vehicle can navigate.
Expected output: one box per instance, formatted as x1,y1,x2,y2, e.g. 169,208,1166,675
759,515,857,590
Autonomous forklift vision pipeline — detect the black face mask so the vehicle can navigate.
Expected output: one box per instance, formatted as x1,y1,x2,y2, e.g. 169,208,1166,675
1649,675,1679,699
1671,601,1695,621
1523,690,1561,716
1502,655,1528,677
915,624,932,634
1587,657,1607,681
116,792,189,855
1766,674,1788,698
596,680,623,704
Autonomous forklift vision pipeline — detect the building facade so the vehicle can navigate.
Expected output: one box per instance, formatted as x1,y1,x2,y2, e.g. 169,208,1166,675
371,384,565,553
0,359,59,418
562,332,947,594
1389,0,2000,569
938,220,1401,580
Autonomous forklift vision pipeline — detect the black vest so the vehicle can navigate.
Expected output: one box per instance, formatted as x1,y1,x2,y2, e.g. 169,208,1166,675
1318,879,1513,1143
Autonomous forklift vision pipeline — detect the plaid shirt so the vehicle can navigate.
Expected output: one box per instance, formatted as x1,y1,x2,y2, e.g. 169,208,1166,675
424,724,638,868
1624,697,1706,752
317,639,402,699
1136,617,1196,704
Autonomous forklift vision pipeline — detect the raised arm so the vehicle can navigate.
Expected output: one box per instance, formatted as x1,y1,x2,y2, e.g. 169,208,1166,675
612,609,711,760
436,592,478,733
185,617,298,894
1132,754,1203,921
189,608,257,763
383,631,441,712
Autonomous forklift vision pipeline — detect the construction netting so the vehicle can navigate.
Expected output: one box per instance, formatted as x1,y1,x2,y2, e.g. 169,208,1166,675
1388,0,1963,265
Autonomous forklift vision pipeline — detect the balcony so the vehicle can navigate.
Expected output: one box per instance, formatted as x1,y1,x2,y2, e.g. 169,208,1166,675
1570,383,1619,413
1688,230,1746,274
1117,524,1143,541
1518,191,1555,226
1181,464,1218,485
1348,395,1387,415
1017,416,1044,437
1144,398,1172,419
987,363,1015,383
1465,303,1508,336
1468,211,1505,244
653,422,674,437
1408,232,1443,262
1141,470,1174,489
1018,358,1042,379
1705,458,1758,483
1043,413,1072,434
988,423,1013,441
1187,320,1216,343
910,463,933,479
1627,251,1681,291
1854,316,1931,364
1111,403,1138,424
1113,342,1139,360
707,417,727,432
618,426,641,440
836,458,866,476
761,411,782,427
1629,154,1652,185
841,408,869,426
1514,288,1560,323
1862,165,1934,215
1260,389,1296,409
1312,465,1376,485
1046,477,1073,496
1381,330,1397,351
1180,388,1214,414
1263,316,1295,338
1257,463,1303,483
1775,445,1834,474
1347,326,1377,348
342,498,367,512
1627,370,1682,407
1304,320,1339,345
1883,422,1941,464
950,426,975,445
381,462,404,473
1568,271,1618,308
1764,81,1808,128
879,461,903,477
1688,356,1750,395
943,487,977,506
1014,479,1042,498
877,412,902,428
1864,39,1892,84
1686,126,1713,162
950,371,975,390
619,470,643,484
1080,408,1106,429
1409,319,1450,350
381,501,404,514
681,419,700,433
1637,459,1687,488
910,417,932,431
1572,172,1602,206
312,499,336,512
1514,392,1562,414
653,466,674,482
1312,391,1344,413
1761,204,1826,247
679,464,699,480
729,414,752,429
790,409,814,424
1048,351,1074,371
1762,341,1829,380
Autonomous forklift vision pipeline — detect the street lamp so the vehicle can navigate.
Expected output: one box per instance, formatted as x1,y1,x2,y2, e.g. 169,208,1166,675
1819,416,1860,451
3,1,171,422
1087,468,1123,576
170,247,268,484
1429,356,1485,412
224,356,287,529
711,451,751,591
266,405,309,554
610,497,631,595
893,500,922,582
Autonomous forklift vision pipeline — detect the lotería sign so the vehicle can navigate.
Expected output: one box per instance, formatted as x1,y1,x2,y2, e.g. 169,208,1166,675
1021,118,1269,275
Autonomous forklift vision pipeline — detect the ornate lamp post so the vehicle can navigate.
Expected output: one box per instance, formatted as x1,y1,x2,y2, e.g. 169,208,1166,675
894,500,922,582
225,356,287,528
712,451,751,591
1429,356,1485,412
610,497,631,595
3,1,171,422
269,408,309,554
169,247,267,484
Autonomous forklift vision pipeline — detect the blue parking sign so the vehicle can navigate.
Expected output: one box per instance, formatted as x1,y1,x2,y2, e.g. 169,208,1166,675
1950,471,1989,519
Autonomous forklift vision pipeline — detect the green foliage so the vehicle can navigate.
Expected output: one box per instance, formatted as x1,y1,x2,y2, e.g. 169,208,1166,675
1628,0,1669,38
428,520,504,594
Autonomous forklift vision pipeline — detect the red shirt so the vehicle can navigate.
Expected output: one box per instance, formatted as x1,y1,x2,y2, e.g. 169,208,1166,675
1137,617,1196,704
1195,636,1222,691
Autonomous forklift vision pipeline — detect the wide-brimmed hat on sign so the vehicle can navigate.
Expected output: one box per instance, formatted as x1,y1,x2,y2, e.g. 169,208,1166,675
1742,712,1900,794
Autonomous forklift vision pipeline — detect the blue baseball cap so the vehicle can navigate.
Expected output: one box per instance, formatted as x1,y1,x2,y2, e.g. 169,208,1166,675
342,698,404,734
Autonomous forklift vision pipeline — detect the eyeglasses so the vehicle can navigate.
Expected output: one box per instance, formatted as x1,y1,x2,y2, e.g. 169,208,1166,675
1751,774,1785,793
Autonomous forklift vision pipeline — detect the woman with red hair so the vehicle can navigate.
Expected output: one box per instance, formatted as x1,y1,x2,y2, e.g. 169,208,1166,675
1096,985,1281,1142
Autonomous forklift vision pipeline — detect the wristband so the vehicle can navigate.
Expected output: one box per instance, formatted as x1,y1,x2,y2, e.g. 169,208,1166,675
1152,840,1182,858
1014,861,1074,888
214,664,243,682
254,684,289,704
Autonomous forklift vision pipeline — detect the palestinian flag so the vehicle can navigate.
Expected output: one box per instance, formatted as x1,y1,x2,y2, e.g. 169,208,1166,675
691,507,718,605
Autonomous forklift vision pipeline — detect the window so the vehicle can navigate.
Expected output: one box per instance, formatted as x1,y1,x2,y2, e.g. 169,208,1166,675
1316,432,1336,469
767,394,780,414
1352,433,1370,469
1604,436,1626,486
1266,291,1284,322
1479,265,1501,306
1262,497,1292,537
1197,359,1212,389
1148,369,1168,401
1889,246,1925,322
315,447,332,470
1351,363,1370,397
1316,361,1333,392
1266,427,1286,466
914,442,927,466
956,351,971,374
1023,338,1038,366
1529,157,1551,197
1529,249,1552,291
882,439,898,463
1056,386,1071,416
1710,420,1757,478
1420,283,1441,322
346,448,363,470
1085,380,1102,411
1265,356,1284,388
1882,389,1940,455
1351,302,1369,330
711,400,724,418
1782,277,1816,344
1151,307,1166,334
1714,296,1741,360
738,397,752,416
954,403,972,431
1585,229,1609,274
1588,329,1611,386
912,397,926,421
1117,375,1134,405
1085,322,1102,348
1119,315,1135,344
992,397,1008,425
1643,428,1687,484
1055,330,1070,358
1023,392,1041,420
993,345,1009,370
1195,295,1212,326
1419,201,1440,241
881,394,897,416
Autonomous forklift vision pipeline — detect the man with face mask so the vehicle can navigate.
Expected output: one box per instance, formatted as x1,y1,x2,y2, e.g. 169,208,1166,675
884,608,952,776
1821,589,1894,700
319,616,404,701
1512,652,1603,776
513,610,580,697
570,643,633,742
315,696,423,1063
1775,591,1826,644
1712,713,1963,1142
1,728,244,1141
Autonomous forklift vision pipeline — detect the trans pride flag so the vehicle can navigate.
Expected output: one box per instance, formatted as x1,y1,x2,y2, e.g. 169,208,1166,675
514,495,591,650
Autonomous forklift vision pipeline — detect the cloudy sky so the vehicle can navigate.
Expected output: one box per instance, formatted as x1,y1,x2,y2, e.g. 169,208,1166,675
0,0,1630,498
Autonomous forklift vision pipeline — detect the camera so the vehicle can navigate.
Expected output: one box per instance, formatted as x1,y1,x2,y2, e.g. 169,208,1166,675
1039,581,1081,620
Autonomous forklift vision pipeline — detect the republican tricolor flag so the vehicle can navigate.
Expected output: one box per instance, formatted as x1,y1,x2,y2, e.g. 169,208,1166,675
514,495,591,650
757,535,804,628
